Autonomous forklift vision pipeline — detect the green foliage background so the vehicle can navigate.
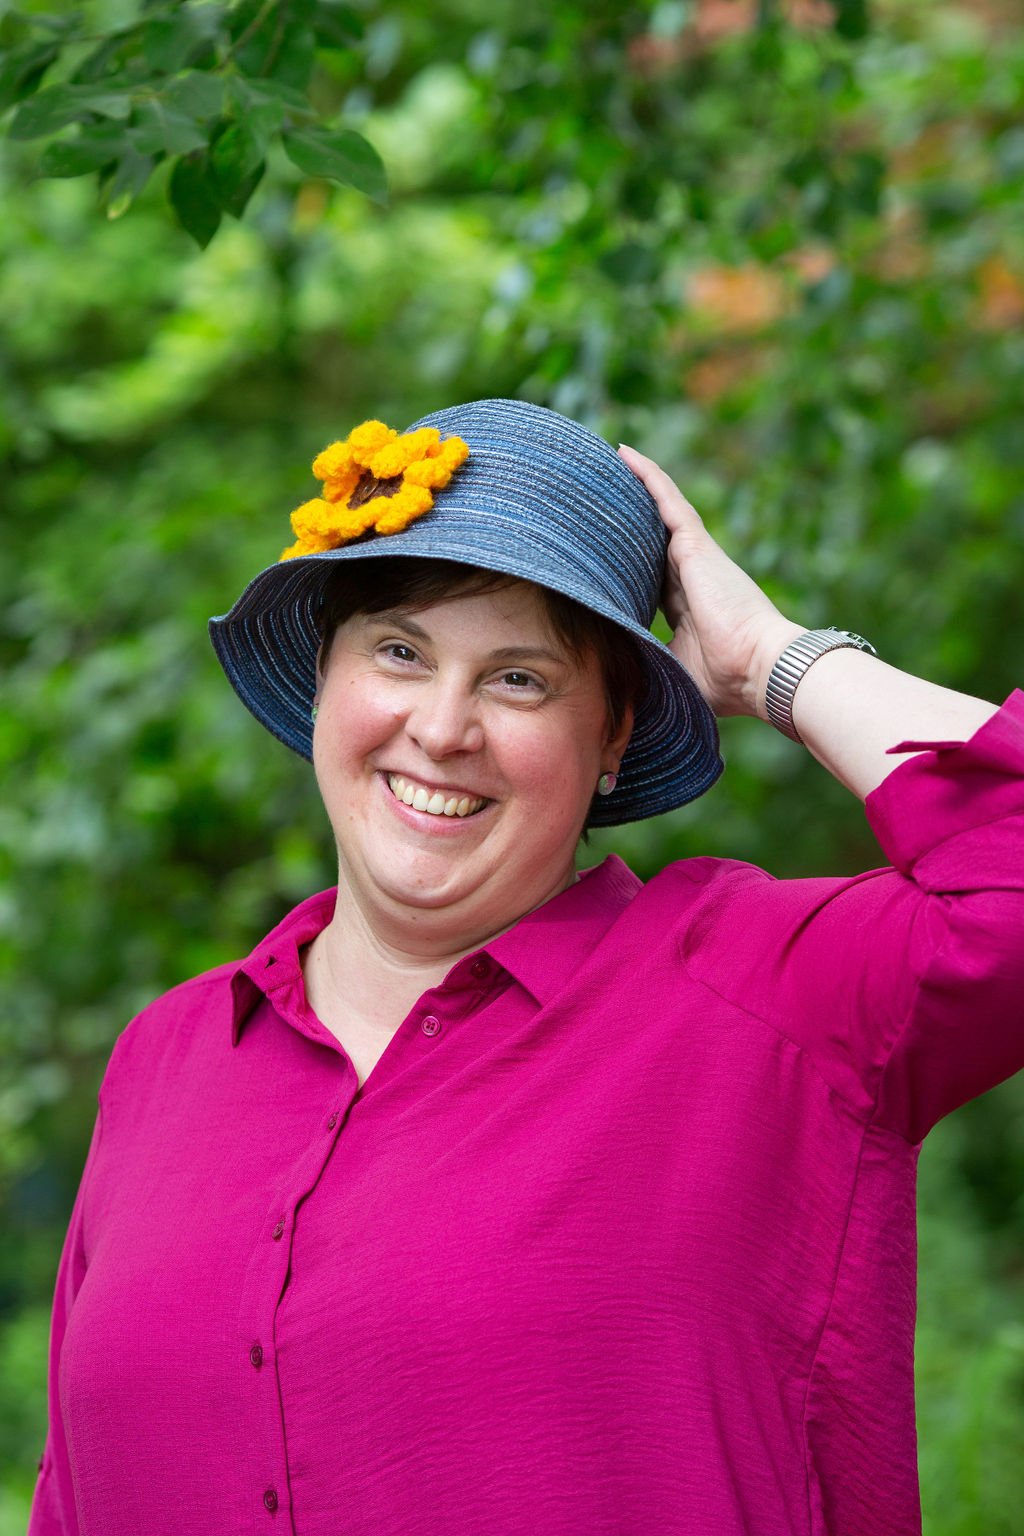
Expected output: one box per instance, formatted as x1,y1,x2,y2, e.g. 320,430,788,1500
2,0,1023,1529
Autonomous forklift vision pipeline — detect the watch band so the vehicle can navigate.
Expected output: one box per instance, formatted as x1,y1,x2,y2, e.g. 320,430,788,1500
764,627,878,744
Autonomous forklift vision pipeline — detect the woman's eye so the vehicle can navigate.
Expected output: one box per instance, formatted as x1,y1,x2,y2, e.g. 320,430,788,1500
380,643,419,664
497,670,543,693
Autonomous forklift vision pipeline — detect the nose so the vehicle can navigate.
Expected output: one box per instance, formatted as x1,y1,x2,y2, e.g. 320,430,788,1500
405,674,485,760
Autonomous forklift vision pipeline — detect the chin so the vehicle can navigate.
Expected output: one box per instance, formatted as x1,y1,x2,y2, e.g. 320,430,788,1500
365,856,487,913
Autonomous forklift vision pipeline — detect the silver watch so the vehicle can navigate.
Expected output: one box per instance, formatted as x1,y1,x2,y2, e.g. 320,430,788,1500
764,627,878,744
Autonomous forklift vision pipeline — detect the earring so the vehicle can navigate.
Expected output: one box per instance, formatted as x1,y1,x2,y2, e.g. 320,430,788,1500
597,771,617,796
311,703,319,722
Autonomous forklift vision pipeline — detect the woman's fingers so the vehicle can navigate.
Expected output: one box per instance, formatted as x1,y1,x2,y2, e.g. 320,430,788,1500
617,444,707,539
617,441,801,718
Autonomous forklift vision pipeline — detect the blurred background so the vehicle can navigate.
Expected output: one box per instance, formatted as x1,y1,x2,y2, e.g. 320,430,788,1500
2,0,1023,1529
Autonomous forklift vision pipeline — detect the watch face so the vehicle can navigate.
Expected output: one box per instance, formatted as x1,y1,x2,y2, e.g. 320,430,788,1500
834,629,877,655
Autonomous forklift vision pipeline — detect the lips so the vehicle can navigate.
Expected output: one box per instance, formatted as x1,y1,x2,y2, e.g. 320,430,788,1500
386,773,488,818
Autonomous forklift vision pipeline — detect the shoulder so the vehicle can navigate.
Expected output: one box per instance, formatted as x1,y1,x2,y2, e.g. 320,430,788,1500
637,852,897,947
100,958,241,1100
635,854,775,937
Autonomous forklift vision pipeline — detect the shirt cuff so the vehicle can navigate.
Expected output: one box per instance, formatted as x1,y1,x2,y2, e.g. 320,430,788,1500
864,688,1024,883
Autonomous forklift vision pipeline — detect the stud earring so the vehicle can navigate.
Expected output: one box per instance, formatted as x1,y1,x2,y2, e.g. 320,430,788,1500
311,703,319,722
597,771,617,796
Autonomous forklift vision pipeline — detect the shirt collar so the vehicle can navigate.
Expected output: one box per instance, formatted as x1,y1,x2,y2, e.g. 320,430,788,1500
483,855,642,1005
231,887,338,1046
229,856,642,1044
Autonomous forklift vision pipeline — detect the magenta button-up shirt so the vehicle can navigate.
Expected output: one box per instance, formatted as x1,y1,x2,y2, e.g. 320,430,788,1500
31,693,1024,1536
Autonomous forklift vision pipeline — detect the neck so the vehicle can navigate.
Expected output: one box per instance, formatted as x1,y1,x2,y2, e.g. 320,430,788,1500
311,864,576,1031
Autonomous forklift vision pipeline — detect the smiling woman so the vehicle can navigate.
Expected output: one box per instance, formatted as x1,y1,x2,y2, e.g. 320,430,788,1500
30,398,1024,1536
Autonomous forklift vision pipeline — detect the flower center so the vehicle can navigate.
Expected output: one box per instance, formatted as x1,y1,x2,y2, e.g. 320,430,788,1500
347,471,404,509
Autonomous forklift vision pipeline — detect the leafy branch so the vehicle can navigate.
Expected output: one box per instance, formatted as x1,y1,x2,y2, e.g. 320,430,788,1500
0,0,387,246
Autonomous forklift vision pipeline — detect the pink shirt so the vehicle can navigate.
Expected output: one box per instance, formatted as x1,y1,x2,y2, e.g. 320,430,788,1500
31,693,1024,1536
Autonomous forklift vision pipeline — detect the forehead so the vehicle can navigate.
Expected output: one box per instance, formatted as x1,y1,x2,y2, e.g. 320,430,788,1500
340,582,605,680
356,580,562,642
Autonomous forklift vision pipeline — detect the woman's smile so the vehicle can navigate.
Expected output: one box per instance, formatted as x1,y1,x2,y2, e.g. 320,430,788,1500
384,771,489,818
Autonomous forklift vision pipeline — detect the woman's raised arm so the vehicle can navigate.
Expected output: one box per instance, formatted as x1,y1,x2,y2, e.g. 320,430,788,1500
617,444,998,799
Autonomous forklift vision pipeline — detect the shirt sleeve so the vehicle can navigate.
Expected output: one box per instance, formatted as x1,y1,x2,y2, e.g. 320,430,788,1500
27,1098,104,1536
863,689,1024,1140
676,688,1024,1144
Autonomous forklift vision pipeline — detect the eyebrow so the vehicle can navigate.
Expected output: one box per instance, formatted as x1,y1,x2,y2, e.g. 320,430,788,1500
364,611,568,666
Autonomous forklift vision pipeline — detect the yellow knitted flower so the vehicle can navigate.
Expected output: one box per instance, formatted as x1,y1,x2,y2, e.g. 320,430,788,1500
280,419,470,561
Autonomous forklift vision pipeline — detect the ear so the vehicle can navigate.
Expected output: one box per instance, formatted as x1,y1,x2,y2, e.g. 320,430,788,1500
603,703,634,770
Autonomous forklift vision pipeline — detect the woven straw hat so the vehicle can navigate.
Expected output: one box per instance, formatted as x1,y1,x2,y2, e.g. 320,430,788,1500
209,398,723,826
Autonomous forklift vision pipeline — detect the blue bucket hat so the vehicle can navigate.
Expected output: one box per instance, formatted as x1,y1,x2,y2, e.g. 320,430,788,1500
209,398,723,826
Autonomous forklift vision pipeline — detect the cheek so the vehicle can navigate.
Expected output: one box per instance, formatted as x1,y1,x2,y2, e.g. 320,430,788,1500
495,715,604,806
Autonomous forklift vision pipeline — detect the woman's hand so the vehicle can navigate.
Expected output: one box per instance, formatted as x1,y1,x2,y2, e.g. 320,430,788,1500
617,444,803,720
618,442,998,797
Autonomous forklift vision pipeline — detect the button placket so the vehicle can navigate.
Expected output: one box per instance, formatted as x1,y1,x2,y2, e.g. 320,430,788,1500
237,1072,357,1531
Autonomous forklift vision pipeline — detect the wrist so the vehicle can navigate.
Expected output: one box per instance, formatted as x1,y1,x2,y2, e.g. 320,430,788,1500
762,626,881,742
744,620,805,720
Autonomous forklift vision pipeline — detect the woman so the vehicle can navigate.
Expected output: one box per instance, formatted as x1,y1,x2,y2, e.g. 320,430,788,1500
31,398,1023,1536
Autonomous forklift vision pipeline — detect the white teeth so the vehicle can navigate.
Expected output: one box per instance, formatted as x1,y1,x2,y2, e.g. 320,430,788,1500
387,774,486,819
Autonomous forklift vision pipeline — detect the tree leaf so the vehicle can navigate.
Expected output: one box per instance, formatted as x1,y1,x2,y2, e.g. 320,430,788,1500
220,159,266,218
227,79,284,151
4,7,82,34
142,5,223,74
282,125,387,202
0,41,60,114
37,126,123,178
132,98,209,157
8,83,131,140
169,152,222,247
162,70,225,123
209,119,265,201
70,31,135,85
312,0,363,47
239,76,317,120
100,145,157,217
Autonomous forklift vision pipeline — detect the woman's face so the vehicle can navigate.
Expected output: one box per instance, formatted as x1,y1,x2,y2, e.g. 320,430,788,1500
313,580,632,945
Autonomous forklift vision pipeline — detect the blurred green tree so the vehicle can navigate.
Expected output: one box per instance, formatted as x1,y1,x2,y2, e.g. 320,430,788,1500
2,1,1023,1530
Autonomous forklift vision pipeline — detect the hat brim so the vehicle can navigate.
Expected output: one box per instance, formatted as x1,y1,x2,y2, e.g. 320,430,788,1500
209,541,723,828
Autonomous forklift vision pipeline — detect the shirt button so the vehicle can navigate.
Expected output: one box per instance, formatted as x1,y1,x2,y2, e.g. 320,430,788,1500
263,1487,279,1513
327,1112,338,1130
249,1344,264,1369
421,1015,441,1037
470,957,489,979
271,1220,285,1241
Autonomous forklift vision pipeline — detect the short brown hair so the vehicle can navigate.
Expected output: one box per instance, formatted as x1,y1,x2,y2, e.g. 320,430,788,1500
317,557,646,741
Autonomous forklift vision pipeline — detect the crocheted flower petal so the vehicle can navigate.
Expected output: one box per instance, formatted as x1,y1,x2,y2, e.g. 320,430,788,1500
321,468,361,504
290,497,336,542
347,420,397,465
369,427,442,479
403,458,450,488
312,441,356,482
438,435,470,470
373,484,434,535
